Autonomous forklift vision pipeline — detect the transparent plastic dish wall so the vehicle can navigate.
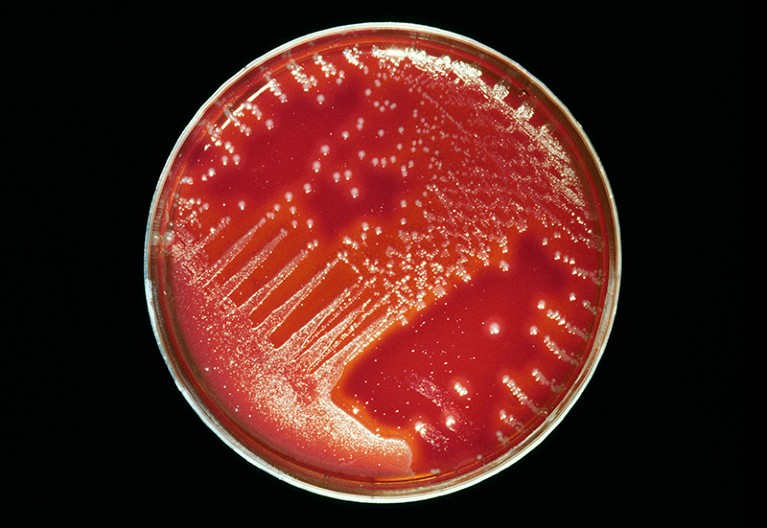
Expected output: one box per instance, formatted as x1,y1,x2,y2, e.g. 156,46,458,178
145,23,621,502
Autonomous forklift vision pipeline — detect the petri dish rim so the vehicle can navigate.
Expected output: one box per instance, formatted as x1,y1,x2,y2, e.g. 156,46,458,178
144,21,622,503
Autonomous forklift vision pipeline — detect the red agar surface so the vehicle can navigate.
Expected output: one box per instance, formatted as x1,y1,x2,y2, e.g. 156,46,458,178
148,28,617,493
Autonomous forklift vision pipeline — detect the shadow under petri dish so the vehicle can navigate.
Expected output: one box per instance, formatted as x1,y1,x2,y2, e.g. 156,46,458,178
144,22,621,502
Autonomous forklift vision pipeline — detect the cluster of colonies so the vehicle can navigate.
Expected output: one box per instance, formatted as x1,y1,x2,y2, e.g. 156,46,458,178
154,40,609,484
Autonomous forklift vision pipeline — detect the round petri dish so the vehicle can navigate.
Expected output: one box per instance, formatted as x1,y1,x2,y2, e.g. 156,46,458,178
145,22,621,502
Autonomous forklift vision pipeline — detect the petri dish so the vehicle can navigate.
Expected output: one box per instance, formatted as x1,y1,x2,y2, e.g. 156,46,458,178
144,22,621,502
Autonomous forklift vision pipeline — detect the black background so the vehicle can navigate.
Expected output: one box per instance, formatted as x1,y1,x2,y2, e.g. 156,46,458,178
9,1,742,524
